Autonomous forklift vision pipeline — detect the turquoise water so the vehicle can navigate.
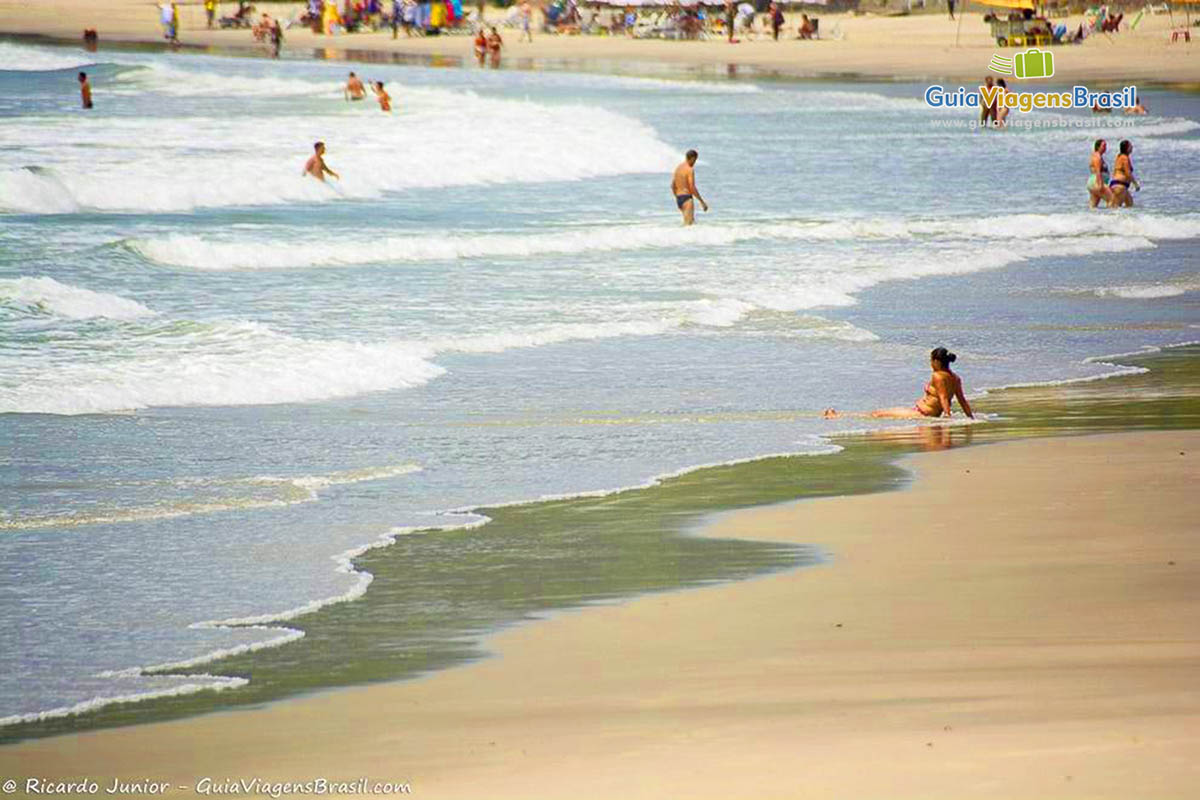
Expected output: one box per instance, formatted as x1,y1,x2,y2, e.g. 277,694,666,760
1,39,1198,726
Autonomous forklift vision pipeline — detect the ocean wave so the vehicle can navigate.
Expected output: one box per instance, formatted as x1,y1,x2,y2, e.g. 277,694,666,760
0,276,155,320
0,320,445,415
1089,280,1200,299
0,42,99,73
111,63,341,98
0,97,678,213
124,212,1200,270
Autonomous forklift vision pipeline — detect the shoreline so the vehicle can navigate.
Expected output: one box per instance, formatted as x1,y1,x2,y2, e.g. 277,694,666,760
2,342,1197,747
4,4,1200,88
2,426,1197,797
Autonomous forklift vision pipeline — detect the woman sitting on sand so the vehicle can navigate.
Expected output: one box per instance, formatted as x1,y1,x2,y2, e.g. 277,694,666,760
824,347,974,420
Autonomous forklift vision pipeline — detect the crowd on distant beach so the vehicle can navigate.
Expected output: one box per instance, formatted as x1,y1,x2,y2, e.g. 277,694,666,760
194,0,824,42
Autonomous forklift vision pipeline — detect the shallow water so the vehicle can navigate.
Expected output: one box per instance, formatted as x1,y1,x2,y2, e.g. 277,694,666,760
1,40,1198,727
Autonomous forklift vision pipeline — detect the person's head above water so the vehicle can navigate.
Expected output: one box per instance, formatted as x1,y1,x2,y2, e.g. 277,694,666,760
1094,138,1106,152
349,71,356,78
1119,139,1132,155
314,141,325,153
686,149,698,165
78,71,87,83
930,347,957,370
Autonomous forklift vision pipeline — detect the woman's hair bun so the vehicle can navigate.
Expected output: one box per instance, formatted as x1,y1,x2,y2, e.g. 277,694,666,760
931,347,957,366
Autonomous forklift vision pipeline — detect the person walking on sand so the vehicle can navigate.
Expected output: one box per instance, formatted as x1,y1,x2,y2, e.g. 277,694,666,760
948,0,955,20
345,71,366,101
270,18,284,57
78,71,93,109
474,26,488,65
170,1,180,43
1088,138,1113,209
671,149,708,226
205,0,217,28
303,141,340,182
769,1,784,40
724,0,736,42
822,347,974,420
520,0,534,42
487,26,503,67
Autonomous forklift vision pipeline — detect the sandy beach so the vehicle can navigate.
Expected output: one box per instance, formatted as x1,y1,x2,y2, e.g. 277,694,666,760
3,429,1197,798
2,1,1198,84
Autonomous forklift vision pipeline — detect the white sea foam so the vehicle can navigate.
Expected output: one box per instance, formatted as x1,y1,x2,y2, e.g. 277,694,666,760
112,63,340,98
0,87,678,214
0,321,445,415
0,276,155,320
125,213,1200,270
0,464,422,531
0,42,97,72
0,674,248,728
1089,280,1200,299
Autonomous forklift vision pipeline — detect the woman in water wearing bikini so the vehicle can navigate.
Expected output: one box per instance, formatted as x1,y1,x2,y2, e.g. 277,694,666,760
823,347,974,420
1088,138,1113,209
1109,139,1140,208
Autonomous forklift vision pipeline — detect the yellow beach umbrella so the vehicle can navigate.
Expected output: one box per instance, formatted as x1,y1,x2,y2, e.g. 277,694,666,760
972,0,1035,9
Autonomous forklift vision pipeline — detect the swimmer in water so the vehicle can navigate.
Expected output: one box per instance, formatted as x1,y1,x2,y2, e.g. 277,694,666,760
1088,138,1113,209
671,149,708,226
302,141,340,182
345,72,366,101
1124,94,1148,115
372,81,392,112
823,347,974,420
78,71,93,109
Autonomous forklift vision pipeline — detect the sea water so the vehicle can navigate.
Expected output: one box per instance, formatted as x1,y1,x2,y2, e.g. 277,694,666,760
1,39,1198,725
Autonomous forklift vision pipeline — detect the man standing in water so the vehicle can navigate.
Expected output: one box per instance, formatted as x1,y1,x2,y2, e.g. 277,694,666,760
344,72,366,101
671,149,708,226
78,72,93,109
303,141,340,182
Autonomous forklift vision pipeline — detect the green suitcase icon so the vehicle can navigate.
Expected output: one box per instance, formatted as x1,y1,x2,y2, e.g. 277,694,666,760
1014,48,1054,79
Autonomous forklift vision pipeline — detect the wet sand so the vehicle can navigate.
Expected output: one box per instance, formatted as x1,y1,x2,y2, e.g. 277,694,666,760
4,430,1198,798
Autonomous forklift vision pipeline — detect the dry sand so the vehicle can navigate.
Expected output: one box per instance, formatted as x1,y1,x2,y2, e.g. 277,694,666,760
2,1,1198,84
3,430,1198,798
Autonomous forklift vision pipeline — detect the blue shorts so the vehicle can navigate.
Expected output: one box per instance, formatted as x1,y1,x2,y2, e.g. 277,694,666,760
676,194,692,209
